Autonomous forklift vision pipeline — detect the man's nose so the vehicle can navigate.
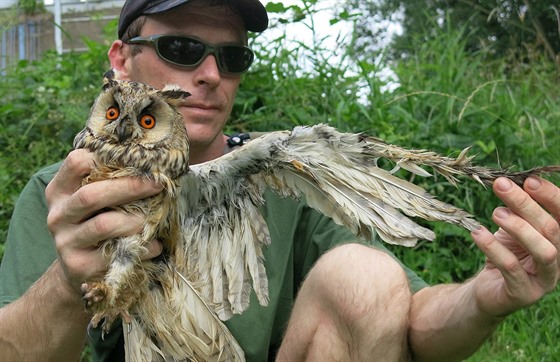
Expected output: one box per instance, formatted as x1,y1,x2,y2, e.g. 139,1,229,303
193,54,221,87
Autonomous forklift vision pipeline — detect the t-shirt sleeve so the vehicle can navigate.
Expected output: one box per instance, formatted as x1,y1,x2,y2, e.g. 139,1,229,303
0,163,61,306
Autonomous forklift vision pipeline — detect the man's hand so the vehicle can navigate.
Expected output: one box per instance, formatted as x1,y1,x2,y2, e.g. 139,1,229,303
471,176,560,317
45,149,164,294
408,176,559,361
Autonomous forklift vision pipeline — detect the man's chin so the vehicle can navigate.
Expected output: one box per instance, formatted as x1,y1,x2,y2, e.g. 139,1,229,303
184,123,224,147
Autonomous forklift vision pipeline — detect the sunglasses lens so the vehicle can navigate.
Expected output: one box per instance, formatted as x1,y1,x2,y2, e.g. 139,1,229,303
137,35,254,73
218,46,254,73
157,36,206,66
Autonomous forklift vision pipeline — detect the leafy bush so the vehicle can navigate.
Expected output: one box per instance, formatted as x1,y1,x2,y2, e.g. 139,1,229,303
0,37,110,256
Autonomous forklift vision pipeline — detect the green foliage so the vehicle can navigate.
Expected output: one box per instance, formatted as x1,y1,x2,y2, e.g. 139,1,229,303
17,0,46,15
468,291,560,361
0,1,558,358
0,37,110,257
0,8,18,30
344,0,560,68
230,0,365,133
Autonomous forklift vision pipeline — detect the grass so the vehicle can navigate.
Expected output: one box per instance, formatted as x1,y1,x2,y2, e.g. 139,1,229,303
1,4,559,360
468,292,560,361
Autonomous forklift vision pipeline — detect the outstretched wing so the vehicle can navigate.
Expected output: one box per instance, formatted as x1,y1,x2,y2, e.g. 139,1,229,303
177,123,559,320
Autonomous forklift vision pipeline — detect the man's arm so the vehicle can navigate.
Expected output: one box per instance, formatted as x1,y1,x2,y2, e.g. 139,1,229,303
0,150,164,360
409,282,501,361
409,177,559,361
0,261,90,361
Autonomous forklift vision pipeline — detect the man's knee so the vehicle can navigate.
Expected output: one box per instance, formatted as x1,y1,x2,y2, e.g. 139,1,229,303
287,243,412,360
305,243,411,323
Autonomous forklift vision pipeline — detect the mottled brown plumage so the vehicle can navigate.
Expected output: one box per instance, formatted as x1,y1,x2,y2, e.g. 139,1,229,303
74,70,244,361
75,70,559,361
74,68,189,325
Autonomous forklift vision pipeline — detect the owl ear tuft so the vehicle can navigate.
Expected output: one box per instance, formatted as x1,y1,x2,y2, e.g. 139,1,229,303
102,69,120,90
161,84,191,104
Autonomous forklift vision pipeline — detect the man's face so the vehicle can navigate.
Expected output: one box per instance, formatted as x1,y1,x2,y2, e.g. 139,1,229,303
120,4,247,163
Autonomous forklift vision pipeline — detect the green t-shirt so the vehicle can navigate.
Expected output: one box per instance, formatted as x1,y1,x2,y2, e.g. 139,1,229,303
0,162,428,361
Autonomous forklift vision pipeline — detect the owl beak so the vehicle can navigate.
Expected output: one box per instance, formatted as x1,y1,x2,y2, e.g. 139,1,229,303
116,118,133,142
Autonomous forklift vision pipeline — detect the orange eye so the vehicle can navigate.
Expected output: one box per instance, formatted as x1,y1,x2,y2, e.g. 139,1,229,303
106,106,119,120
139,114,156,129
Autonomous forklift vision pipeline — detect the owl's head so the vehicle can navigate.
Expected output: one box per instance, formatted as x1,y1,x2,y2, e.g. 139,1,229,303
78,70,191,149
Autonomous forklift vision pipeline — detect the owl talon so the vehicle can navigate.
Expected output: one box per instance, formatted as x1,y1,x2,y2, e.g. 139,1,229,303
127,321,133,334
90,308,133,337
81,281,108,309
81,278,139,338
121,310,132,324
90,312,104,329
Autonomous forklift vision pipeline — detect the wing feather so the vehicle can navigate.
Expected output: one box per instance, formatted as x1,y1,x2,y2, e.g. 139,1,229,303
178,123,558,320
124,264,244,361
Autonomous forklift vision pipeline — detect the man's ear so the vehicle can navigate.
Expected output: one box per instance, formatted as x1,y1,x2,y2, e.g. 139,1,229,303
108,40,132,81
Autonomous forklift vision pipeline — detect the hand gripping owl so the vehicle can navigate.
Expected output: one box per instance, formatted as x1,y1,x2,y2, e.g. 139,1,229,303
74,70,559,361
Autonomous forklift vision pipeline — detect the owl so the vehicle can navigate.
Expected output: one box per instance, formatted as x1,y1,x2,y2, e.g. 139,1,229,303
75,70,559,361
74,68,189,319
74,70,244,361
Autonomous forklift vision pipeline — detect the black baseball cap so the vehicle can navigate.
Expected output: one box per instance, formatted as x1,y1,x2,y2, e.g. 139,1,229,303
118,0,269,39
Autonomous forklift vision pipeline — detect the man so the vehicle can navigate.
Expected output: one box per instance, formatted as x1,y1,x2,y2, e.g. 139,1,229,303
1,0,558,361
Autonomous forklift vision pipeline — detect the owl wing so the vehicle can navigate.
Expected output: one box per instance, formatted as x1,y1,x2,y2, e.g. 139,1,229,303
178,123,558,320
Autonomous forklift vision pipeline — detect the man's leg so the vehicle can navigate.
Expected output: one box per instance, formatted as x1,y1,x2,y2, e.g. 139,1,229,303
277,243,412,361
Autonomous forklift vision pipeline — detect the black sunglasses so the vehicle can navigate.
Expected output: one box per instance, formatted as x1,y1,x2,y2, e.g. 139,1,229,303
126,34,255,74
